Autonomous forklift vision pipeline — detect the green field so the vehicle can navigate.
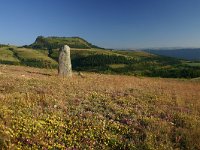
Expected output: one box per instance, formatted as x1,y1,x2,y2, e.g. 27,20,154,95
0,48,20,65
12,48,57,68
185,62,200,67
0,46,57,68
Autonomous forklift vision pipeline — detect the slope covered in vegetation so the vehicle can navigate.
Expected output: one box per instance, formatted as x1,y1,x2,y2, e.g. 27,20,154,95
0,46,57,68
29,36,102,49
0,47,20,65
0,65,200,149
1,44,200,78
49,48,200,78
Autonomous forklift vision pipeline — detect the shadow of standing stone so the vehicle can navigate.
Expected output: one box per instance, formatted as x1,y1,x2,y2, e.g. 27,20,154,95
58,45,72,77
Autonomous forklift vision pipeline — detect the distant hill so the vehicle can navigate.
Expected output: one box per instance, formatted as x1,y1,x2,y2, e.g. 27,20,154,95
145,48,200,60
29,36,103,49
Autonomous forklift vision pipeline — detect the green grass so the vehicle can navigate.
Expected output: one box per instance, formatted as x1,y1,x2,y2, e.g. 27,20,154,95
112,50,156,58
0,48,20,65
109,64,127,69
12,48,58,68
184,62,200,67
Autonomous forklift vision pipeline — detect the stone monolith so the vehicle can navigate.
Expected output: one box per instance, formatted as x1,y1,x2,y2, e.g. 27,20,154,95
58,45,72,77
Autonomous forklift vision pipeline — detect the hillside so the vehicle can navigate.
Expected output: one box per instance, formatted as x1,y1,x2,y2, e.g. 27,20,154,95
29,36,102,49
0,65,200,149
38,48,200,78
0,46,57,68
145,48,200,61
1,44,200,78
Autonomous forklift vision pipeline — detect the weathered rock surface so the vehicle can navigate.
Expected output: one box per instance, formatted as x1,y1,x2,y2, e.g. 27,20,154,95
58,45,72,77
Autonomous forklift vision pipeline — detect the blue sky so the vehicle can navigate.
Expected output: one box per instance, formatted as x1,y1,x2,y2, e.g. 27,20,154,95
0,0,200,49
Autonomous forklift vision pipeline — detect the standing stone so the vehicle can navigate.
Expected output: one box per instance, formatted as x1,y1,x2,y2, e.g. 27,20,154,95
58,45,72,77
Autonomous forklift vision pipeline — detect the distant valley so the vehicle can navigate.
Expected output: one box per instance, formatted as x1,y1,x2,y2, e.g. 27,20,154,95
144,48,200,61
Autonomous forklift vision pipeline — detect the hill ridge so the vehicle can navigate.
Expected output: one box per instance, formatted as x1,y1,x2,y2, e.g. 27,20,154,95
29,36,103,50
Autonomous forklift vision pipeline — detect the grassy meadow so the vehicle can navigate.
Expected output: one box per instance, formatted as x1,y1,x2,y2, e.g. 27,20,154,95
185,62,200,67
0,47,57,68
12,48,58,68
0,65,200,149
0,47,20,65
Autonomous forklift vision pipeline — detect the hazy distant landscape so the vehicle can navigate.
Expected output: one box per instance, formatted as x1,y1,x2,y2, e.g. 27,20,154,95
146,48,200,61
